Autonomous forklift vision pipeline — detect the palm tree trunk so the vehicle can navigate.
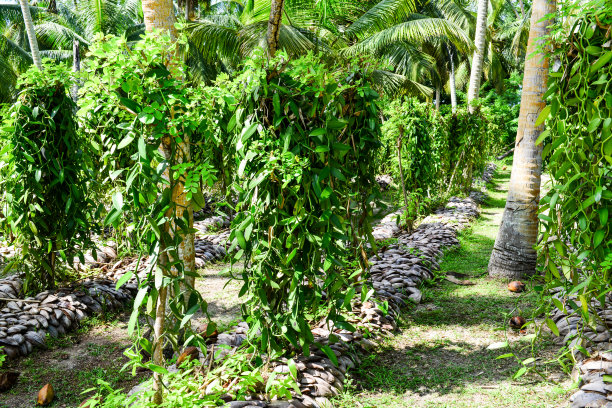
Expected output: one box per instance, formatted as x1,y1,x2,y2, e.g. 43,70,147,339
435,86,441,111
185,0,196,21
71,40,80,102
142,1,196,403
19,0,42,70
467,0,488,112
518,0,526,18
47,0,57,14
142,0,196,289
267,0,285,57
446,44,457,113
397,127,411,231
488,0,556,279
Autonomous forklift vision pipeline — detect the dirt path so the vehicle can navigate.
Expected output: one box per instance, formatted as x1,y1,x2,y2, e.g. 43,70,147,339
333,162,573,408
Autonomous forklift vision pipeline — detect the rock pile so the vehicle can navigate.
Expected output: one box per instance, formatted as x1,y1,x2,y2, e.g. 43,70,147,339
548,291,612,407
0,278,134,358
371,210,402,240
0,275,22,303
0,236,227,359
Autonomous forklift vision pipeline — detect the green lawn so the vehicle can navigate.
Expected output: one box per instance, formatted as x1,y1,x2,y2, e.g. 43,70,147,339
333,161,574,408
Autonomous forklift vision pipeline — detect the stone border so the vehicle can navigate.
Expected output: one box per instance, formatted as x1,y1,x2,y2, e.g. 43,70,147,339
0,232,227,359
549,291,612,408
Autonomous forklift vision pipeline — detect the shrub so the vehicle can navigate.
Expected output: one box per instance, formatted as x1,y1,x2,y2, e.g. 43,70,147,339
224,52,382,354
0,62,100,292
538,5,612,312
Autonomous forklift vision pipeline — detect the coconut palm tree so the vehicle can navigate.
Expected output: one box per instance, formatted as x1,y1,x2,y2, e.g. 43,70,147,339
488,0,556,279
18,0,41,69
467,0,487,111
267,0,285,56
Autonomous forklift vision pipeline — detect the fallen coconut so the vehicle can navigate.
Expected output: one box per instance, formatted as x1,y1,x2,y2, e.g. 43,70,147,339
37,383,54,406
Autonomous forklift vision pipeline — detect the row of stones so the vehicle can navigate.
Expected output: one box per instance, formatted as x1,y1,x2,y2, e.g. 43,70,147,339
551,293,612,408
0,232,227,360
150,164,497,408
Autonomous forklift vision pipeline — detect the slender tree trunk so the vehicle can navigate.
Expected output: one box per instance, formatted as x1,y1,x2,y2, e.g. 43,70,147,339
71,40,80,102
435,86,441,111
518,0,526,18
19,0,42,70
467,0,488,112
397,127,411,231
267,0,285,57
446,44,457,113
142,0,196,290
152,247,169,405
142,1,196,403
488,0,556,279
185,0,196,21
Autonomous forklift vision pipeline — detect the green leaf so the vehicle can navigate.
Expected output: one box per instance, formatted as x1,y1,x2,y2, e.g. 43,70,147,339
486,341,508,350
535,106,551,127
320,345,338,366
119,97,142,114
594,229,605,248
138,136,147,159
117,135,134,149
512,366,527,379
235,230,247,250
112,192,123,211
545,318,559,336
116,270,134,290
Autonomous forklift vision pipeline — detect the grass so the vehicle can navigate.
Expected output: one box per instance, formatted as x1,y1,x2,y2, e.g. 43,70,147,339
333,160,574,408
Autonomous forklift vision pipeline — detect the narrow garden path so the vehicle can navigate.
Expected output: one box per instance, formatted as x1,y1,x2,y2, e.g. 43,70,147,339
334,163,572,408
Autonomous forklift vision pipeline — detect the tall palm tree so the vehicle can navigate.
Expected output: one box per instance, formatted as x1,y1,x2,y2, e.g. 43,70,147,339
267,0,285,56
488,0,556,279
18,0,41,69
467,0,487,111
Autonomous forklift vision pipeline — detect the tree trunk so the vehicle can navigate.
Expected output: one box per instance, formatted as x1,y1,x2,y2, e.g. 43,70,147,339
397,127,411,231
467,0,488,112
71,40,80,102
518,0,526,18
142,1,196,403
446,45,457,113
19,0,42,70
266,0,285,57
488,0,556,279
47,0,57,14
185,0,196,21
435,86,441,111
142,0,196,291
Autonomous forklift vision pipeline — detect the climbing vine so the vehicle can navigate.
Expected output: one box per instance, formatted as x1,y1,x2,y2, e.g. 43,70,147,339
0,62,101,292
538,4,612,335
224,53,382,355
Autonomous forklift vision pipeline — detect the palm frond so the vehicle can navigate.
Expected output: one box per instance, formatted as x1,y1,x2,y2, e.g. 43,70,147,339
345,0,416,40
189,21,241,63
370,69,433,99
344,16,473,56
35,21,89,49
